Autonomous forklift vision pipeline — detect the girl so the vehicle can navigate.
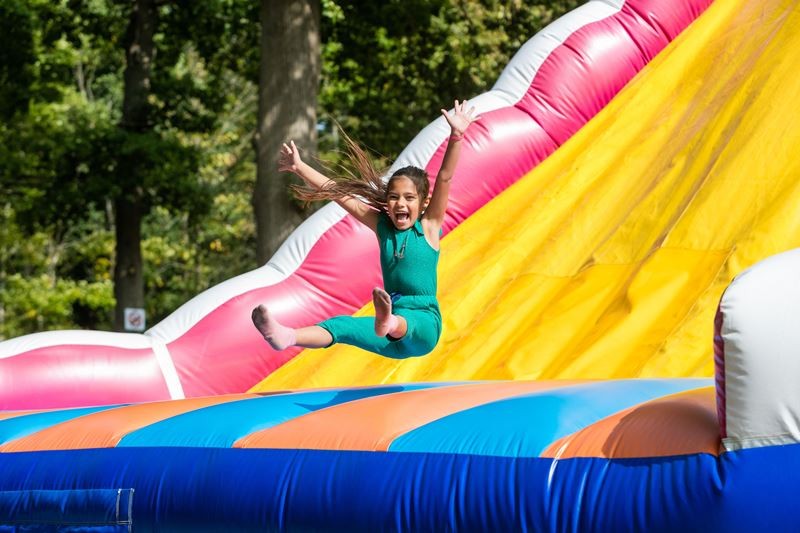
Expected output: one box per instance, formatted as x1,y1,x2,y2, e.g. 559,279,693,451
252,100,479,358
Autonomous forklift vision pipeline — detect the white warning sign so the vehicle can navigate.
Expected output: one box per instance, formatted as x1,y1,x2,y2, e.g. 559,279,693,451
124,307,146,332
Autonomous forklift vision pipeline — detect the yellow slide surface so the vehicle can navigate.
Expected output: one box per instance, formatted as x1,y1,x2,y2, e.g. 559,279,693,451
252,0,800,391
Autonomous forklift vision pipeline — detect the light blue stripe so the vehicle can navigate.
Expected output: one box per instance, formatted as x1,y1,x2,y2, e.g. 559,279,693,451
389,379,712,456
0,406,123,445
118,383,441,448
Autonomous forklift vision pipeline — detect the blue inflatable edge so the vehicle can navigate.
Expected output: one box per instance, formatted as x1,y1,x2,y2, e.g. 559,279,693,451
0,445,798,532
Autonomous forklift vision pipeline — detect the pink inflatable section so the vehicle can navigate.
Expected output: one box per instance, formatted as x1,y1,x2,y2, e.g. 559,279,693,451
0,0,712,409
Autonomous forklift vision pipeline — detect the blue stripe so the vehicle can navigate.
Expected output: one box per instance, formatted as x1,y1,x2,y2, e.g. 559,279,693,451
0,406,123,446
389,379,711,456
118,383,439,448
0,442,798,531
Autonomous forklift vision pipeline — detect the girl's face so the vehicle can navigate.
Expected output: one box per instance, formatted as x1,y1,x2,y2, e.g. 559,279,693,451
386,176,428,230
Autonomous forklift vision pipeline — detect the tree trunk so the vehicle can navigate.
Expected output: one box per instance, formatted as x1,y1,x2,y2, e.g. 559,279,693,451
114,0,156,331
253,0,321,264
113,196,144,330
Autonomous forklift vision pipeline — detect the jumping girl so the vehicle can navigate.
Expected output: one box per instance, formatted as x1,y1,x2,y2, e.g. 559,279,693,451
252,100,479,358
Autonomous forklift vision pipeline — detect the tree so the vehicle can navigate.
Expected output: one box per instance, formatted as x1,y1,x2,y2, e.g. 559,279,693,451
113,0,156,330
0,0,258,333
253,0,321,264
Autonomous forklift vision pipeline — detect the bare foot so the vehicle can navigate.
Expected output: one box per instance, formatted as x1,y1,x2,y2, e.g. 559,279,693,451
251,305,295,350
373,287,395,337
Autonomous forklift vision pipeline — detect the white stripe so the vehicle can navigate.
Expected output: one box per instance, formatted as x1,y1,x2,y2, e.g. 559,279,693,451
150,337,185,399
0,330,151,358
723,434,800,452
143,0,626,345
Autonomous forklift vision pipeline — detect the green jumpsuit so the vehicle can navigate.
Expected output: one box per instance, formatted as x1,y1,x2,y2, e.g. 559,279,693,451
318,212,442,358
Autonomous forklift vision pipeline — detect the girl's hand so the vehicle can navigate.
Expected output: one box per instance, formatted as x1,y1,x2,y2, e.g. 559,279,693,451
278,140,303,173
441,99,480,137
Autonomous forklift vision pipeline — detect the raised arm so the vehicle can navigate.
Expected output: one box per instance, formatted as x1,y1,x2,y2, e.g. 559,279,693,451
279,140,378,232
423,100,479,237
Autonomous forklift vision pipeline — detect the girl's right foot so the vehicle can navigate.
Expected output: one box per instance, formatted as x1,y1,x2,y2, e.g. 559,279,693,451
251,305,296,350
373,287,399,337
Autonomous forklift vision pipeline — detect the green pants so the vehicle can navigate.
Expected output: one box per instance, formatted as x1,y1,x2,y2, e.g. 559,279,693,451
319,295,442,359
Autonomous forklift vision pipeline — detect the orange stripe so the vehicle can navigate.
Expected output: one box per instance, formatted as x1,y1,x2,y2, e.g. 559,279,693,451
235,381,583,450
0,394,258,452
0,410,45,421
540,387,720,459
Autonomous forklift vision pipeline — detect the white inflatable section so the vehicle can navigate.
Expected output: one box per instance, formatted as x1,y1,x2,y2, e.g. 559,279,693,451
148,0,626,345
719,248,800,451
0,330,152,358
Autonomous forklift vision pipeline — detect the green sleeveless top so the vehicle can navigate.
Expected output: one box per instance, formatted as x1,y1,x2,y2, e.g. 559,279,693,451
377,212,439,297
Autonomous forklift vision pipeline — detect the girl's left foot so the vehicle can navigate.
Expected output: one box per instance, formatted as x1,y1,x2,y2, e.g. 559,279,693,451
373,287,400,337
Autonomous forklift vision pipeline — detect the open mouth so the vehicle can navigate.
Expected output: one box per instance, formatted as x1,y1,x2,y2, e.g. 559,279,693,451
394,212,410,223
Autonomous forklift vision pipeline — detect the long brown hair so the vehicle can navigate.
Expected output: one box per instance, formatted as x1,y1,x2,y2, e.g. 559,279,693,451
291,131,429,211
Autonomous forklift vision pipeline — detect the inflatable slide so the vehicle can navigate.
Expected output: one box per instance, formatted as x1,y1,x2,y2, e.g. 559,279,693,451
2,0,800,530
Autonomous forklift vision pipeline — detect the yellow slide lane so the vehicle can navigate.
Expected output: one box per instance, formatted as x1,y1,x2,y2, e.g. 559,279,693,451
252,0,800,391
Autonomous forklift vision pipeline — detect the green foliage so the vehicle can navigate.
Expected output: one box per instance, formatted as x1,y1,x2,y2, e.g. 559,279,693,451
0,274,114,336
0,0,36,119
319,0,580,158
0,0,259,338
5,94,118,232
0,205,115,337
154,0,260,132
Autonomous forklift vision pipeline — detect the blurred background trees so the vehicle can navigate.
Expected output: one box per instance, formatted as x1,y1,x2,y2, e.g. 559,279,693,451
0,0,578,338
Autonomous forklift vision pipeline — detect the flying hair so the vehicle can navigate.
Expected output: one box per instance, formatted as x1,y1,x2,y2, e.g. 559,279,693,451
291,130,429,212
